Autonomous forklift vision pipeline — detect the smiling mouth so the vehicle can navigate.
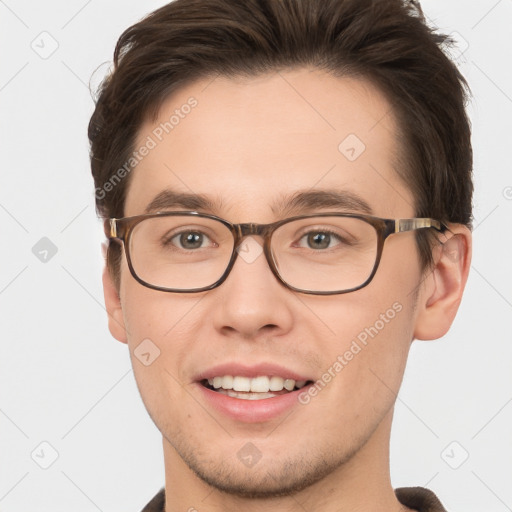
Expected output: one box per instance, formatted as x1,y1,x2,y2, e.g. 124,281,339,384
200,375,313,400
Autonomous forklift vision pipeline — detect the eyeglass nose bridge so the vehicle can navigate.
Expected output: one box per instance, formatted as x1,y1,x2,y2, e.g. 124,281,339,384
235,222,272,238
233,222,276,250
223,221,284,290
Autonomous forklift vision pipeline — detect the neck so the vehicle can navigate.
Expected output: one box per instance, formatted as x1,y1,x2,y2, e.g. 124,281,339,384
161,408,412,512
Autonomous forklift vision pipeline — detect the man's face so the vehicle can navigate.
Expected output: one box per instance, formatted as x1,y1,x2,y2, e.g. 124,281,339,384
115,69,427,496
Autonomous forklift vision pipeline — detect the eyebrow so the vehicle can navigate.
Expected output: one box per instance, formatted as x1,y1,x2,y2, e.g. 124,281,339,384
144,188,373,216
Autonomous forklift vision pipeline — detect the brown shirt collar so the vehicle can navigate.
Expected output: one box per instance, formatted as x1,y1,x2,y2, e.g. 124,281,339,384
141,486,448,511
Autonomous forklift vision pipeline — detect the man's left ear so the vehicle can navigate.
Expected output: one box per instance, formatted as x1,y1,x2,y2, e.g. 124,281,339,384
413,225,472,341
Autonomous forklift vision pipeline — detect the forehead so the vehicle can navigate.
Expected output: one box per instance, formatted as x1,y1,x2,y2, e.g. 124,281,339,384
125,68,413,219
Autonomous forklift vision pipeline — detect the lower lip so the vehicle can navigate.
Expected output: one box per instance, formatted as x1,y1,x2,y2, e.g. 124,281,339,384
195,383,311,423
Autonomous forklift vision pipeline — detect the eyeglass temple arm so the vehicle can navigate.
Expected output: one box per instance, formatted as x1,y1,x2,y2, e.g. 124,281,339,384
104,218,118,239
395,218,446,233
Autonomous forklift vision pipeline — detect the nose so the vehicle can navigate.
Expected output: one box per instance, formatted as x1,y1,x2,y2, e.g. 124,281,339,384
210,235,294,340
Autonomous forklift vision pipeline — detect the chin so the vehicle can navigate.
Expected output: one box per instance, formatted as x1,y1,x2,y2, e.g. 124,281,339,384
190,459,333,498
173,438,358,499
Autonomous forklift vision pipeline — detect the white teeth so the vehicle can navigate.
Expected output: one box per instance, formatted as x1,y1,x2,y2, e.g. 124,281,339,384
205,375,308,393
233,376,251,392
221,375,233,389
216,389,277,400
269,376,284,391
283,379,295,391
250,376,270,392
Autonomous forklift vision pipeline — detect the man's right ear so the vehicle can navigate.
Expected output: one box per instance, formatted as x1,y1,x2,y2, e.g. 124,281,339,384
102,265,128,344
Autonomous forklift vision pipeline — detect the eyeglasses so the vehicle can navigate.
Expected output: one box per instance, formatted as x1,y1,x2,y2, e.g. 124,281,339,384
106,211,446,295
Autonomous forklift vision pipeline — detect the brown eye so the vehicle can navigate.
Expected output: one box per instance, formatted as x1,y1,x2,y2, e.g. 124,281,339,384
176,231,205,249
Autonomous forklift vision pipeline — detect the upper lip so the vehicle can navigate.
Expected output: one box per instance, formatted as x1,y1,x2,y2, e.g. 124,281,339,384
194,362,313,382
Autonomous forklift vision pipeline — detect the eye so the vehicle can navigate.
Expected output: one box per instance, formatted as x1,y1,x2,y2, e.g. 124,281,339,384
298,230,343,250
169,230,211,250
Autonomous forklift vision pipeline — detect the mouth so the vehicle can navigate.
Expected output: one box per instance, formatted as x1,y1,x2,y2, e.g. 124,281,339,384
194,363,316,422
200,375,313,400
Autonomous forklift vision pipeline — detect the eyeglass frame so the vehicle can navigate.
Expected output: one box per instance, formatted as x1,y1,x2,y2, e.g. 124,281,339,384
105,211,447,295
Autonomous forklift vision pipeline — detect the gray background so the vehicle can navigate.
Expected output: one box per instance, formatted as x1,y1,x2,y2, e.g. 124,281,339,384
0,1,511,511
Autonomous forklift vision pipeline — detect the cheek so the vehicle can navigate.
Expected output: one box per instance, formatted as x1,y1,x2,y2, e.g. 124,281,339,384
293,296,414,448
304,292,413,386
120,286,209,436
295,245,419,420
120,266,204,343
119,278,196,396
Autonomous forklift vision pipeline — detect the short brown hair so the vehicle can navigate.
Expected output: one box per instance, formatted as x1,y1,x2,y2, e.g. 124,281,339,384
89,0,472,283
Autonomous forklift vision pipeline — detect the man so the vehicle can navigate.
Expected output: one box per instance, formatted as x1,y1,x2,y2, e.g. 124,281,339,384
89,0,472,510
